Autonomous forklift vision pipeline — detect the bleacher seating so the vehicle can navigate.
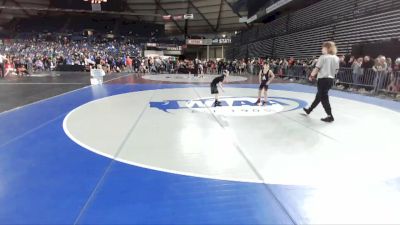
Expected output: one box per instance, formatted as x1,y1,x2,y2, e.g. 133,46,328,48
288,0,355,32
334,9,400,55
274,25,333,58
248,39,274,58
227,0,400,60
259,15,288,39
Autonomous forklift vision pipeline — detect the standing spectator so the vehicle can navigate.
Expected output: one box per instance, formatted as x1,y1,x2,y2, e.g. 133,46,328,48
217,60,223,74
125,56,133,72
352,57,363,85
372,55,388,91
347,56,355,67
134,57,141,73
4,59,16,77
211,60,216,74
0,53,6,78
287,57,295,78
389,58,400,92
282,58,288,76
26,57,33,73
361,56,374,85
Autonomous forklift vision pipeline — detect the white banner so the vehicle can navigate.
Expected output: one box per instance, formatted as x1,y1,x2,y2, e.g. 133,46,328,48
186,39,212,46
184,14,194,20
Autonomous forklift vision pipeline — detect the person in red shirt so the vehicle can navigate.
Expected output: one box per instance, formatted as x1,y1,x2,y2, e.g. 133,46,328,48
126,56,133,72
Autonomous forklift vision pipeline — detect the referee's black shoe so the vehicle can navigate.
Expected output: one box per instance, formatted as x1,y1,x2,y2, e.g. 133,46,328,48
303,108,311,115
321,116,334,123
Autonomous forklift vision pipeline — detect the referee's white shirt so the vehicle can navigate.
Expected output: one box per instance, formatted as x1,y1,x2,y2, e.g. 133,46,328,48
315,54,339,79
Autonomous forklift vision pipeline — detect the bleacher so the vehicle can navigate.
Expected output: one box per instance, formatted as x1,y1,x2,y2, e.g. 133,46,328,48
227,0,400,60
258,15,288,39
287,0,355,32
16,17,65,33
12,15,165,39
248,39,273,58
334,9,400,54
355,0,400,15
274,25,333,58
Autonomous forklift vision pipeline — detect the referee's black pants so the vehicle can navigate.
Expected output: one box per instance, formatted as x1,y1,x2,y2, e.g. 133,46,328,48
309,78,334,116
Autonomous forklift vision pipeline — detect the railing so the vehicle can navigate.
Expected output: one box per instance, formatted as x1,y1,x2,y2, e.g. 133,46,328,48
247,65,400,96
334,68,400,95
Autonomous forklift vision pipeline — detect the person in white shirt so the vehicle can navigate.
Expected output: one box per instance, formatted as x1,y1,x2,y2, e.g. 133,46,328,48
303,41,340,123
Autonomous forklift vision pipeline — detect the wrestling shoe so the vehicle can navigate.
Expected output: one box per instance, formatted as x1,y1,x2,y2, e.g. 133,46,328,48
214,101,222,107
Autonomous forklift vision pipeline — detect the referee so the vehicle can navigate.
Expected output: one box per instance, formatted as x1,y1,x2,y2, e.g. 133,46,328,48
303,41,339,123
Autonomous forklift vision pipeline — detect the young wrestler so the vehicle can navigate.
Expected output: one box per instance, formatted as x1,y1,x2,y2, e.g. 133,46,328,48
210,70,229,107
256,63,275,106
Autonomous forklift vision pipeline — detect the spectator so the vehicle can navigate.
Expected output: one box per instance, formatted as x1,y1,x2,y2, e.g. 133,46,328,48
361,56,374,85
389,58,400,92
372,55,388,91
352,57,363,85
347,56,355,67
4,59,16,77
0,53,6,78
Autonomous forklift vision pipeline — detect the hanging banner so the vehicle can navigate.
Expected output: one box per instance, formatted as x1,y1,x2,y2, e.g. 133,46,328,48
212,38,232,44
184,14,194,20
186,39,213,46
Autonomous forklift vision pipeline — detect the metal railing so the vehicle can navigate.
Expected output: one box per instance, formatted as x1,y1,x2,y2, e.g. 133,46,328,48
269,65,400,97
334,68,400,95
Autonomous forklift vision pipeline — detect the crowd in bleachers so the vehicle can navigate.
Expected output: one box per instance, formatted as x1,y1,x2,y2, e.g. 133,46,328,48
0,36,231,79
0,36,141,77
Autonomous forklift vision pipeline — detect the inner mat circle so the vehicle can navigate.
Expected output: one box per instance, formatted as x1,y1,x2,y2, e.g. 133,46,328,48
63,87,400,186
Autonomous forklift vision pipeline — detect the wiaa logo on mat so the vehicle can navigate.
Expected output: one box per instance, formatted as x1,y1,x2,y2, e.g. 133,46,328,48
150,96,307,116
